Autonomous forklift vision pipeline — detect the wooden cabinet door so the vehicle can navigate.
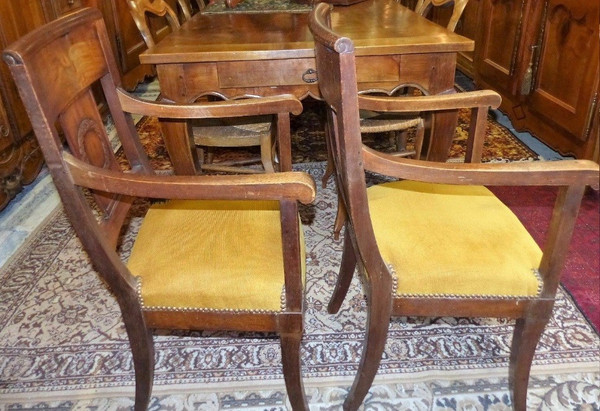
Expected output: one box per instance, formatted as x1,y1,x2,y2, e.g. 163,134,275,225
0,1,47,144
525,0,599,146
473,0,530,97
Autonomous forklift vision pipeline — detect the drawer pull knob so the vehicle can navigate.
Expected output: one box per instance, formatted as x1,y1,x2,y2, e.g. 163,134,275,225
68,0,75,5
302,68,318,84
0,125,9,137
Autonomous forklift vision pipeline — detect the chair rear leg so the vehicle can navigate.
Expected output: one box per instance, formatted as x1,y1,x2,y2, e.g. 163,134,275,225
343,281,392,411
322,125,334,188
333,194,347,240
322,155,335,188
122,310,155,410
413,120,425,160
260,133,276,173
328,230,357,314
509,314,550,411
280,330,309,411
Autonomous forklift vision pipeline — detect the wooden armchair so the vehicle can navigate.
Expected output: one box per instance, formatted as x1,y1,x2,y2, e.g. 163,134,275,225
4,8,315,410
128,0,276,174
309,3,599,410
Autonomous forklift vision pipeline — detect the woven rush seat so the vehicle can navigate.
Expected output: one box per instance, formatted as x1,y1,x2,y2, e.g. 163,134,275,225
368,181,542,298
359,113,423,134
128,199,304,312
191,115,272,147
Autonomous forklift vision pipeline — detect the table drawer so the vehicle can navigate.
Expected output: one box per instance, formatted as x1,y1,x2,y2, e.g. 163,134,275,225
218,59,317,88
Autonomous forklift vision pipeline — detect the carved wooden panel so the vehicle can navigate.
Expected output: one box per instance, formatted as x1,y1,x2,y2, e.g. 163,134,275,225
0,1,48,210
474,0,528,96
527,0,599,142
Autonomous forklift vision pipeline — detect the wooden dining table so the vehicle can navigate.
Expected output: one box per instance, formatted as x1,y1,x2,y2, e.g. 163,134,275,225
140,0,473,175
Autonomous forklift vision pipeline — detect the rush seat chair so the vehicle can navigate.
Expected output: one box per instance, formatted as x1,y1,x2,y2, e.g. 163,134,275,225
309,3,599,410
4,8,315,410
127,0,279,174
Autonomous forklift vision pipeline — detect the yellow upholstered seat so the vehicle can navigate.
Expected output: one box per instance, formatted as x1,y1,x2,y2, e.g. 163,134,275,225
368,181,542,298
128,199,305,312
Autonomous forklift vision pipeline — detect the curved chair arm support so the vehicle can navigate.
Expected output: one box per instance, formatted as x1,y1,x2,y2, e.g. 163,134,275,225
64,153,317,204
362,147,600,189
117,88,304,118
358,90,502,113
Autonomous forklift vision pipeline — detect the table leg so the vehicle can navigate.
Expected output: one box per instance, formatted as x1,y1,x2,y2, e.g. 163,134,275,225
159,120,200,175
422,54,460,162
427,109,460,162
154,65,202,175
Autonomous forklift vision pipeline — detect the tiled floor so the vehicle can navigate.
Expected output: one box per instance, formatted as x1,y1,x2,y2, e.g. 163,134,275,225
0,77,564,268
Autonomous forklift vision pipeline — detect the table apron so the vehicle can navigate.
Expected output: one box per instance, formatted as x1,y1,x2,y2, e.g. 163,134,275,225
156,53,457,102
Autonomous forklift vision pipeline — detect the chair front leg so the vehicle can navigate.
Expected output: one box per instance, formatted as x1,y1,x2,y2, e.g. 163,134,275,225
508,304,553,411
343,275,393,411
280,313,309,411
122,306,155,411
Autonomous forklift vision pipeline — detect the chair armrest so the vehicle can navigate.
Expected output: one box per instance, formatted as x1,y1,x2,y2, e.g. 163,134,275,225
64,152,316,204
362,147,600,189
117,88,303,118
358,90,501,113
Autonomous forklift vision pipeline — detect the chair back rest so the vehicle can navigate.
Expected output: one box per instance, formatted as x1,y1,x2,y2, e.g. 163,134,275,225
415,0,468,32
127,0,182,48
309,3,386,270
177,0,194,21
3,8,152,274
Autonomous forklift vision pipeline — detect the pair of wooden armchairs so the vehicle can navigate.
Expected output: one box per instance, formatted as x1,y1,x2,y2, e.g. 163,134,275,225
5,4,599,411
128,0,277,174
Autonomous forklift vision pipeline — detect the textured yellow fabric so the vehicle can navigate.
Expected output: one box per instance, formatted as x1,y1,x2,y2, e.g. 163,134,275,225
127,200,305,312
368,181,542,298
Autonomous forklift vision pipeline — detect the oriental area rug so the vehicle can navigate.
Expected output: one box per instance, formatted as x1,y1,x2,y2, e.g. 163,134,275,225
1,101,598,409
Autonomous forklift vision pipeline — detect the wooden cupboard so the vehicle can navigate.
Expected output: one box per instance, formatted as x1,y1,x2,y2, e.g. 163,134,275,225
0,0,166,210
0,1,65,210
401,0,598,160
473,0,598,160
